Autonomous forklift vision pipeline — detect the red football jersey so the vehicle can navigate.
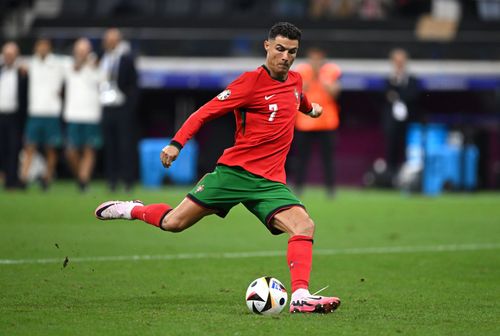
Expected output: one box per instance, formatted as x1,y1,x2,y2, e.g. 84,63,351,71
172,65,312,184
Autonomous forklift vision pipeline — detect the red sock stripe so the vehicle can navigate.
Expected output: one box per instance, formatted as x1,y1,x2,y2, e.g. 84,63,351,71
288,235,314,244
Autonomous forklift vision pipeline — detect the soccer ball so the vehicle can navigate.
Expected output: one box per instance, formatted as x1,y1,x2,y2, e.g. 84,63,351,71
245,276,288,315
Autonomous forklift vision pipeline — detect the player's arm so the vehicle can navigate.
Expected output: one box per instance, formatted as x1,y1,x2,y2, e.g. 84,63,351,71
298,90,323,119
161,73,256,168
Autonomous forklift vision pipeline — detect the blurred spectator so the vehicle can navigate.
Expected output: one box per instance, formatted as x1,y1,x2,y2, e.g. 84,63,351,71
310,0,394,19
431,0,461,21
20,39,65,190
382,48,420,175
476,0,500,21
294,47,342,196
310,0,332,18
310,0,358,19
99,28,138,192
359,0,393,20
0,41,27,190
273,0,307,18
63,38,103,192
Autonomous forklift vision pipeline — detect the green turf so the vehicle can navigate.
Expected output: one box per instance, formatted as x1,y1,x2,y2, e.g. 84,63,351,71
1,182,499,335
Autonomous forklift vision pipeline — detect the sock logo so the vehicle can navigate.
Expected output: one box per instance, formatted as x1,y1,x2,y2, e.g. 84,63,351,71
289,261,294,269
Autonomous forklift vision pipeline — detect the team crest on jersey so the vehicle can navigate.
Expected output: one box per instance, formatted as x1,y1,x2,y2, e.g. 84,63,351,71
217,89,231,101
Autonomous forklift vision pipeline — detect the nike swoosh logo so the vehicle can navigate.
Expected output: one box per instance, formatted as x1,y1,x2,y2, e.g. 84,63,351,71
264,94,275,100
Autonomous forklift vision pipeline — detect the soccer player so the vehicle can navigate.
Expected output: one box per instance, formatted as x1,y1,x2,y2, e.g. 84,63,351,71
95,22,341,314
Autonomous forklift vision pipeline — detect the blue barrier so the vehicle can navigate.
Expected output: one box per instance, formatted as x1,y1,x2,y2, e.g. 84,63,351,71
442,146,461,187
423,148,446,196
407,123,479,195
405,123,425,169
463,145,479,190
422,123,452,195
138,138,198,188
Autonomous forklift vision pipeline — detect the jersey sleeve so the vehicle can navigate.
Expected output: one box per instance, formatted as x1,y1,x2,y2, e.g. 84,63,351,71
171,72,257,148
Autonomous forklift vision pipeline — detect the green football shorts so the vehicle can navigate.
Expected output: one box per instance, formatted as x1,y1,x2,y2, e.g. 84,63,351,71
187,165,304,235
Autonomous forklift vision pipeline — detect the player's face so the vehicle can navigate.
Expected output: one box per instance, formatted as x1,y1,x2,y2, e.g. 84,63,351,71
264,35,299,80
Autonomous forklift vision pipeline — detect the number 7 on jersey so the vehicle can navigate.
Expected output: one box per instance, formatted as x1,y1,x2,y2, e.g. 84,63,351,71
268,104,278,122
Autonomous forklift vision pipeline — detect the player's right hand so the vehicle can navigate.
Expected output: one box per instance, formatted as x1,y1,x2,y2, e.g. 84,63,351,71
160,145,180,168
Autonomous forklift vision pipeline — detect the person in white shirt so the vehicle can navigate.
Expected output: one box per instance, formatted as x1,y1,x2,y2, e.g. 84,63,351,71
0,42,27,190
20,39,65,190
64,38,103,192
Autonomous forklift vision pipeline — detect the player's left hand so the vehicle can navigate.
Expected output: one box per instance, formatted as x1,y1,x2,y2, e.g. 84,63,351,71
310,103,323,118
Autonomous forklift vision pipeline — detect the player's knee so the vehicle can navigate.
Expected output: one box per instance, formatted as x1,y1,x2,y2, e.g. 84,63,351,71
287,217,315,237
298,217,315,236
162,217,186,233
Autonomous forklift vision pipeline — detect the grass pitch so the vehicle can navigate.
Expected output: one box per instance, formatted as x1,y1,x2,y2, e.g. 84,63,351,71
1,182,499,335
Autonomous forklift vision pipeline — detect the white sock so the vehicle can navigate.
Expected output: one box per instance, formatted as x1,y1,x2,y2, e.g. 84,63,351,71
291,288,311,302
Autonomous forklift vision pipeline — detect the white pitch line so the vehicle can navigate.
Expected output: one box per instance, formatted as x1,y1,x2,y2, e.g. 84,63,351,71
1,243,499,266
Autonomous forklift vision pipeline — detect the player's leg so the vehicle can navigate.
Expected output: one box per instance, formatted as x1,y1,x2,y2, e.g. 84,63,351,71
95,166,235,231
95,196,217,231
158,197,217,232
271,206,314,294
271,206,341,314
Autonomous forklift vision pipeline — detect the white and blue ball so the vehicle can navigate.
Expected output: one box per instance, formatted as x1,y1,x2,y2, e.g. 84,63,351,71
245,276,288,315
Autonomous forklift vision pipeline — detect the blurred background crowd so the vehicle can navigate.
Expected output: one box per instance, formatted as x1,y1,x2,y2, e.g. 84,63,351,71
0,0,499,194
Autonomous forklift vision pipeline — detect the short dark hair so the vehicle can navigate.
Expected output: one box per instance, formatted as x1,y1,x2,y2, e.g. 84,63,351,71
268,22,302,41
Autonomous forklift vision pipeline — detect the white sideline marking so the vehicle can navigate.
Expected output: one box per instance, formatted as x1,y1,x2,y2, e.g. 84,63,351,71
1,243,499,266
